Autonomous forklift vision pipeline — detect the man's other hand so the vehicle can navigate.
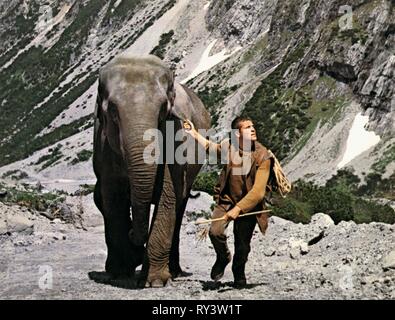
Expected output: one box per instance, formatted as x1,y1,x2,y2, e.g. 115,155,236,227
226,206,242,221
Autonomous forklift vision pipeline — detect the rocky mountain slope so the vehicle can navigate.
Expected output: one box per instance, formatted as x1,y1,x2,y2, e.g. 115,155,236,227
0,0,393,191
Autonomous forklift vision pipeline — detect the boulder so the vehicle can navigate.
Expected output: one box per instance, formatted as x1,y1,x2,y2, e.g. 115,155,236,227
0,219,7,235
310,213,335,229
382,250,395,271
289,238,309,259
6,215,34,235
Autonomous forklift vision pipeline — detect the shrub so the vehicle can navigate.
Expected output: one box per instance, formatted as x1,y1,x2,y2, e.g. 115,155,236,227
353,199,395,224
0,185,65,212
2,170,29,180
70,149,93,165
192,171,219,195
271,195,312,224
310,187,354,223
150,30,175,59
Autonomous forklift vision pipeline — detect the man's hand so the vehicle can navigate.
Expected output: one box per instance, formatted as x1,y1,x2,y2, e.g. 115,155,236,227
226,206,242,221
183,119,197,137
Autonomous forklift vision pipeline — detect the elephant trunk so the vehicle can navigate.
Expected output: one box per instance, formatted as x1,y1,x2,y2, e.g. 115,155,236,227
123,120,160,247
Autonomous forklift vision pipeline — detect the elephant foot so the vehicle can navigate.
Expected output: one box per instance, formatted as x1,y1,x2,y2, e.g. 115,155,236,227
89,271,115,283
139,265,172,288
105,257,133,279
89,271,137,288
89,270,133,281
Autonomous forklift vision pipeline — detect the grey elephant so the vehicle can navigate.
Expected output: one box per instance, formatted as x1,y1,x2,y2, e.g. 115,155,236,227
92,55,211,287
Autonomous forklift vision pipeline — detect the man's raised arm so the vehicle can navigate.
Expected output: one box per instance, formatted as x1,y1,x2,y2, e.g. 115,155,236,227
183,119,225,156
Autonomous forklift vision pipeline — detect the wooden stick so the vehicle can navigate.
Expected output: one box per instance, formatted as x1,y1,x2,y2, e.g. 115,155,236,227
195,209,272,225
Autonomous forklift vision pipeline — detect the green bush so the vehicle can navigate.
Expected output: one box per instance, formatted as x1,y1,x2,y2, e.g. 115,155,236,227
272,177,394,224
2,170,29,180
36,144,63,170
75,184,95,196
197,84,239,127
353,199,395,224
271,196,312,224
70,149,93,165
0,185,65,212
192,171,219,195
241,41,312,160
310,187,354,223
150,30,175,59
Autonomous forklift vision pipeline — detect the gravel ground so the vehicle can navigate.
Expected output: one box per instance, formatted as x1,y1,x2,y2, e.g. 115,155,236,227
0,194,394,300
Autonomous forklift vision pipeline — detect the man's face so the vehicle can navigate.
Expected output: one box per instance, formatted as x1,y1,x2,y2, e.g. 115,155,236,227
238,120,257,142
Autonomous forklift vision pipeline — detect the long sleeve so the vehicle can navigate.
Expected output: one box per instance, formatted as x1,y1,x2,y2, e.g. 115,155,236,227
206,138,230,163
236,159,271,213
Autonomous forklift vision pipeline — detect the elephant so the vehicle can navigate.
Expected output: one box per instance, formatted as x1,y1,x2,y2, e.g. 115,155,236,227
92,54,211,287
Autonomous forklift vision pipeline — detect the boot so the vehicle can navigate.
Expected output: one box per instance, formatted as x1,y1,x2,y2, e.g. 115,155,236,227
232,264,247,288
210,253,232,281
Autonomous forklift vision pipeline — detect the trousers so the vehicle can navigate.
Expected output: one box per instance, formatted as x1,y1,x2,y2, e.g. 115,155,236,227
208,201,257,280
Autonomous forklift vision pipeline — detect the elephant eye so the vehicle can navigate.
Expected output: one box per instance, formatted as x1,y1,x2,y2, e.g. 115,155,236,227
108,103,118,121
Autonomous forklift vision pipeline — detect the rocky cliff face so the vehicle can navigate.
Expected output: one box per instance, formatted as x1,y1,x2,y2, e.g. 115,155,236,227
0,0,393,192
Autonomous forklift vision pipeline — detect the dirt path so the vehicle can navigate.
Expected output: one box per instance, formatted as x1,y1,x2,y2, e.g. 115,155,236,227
1,195,394,300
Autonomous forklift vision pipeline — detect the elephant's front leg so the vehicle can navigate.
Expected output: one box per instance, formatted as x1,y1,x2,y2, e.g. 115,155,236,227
98,177,134,278
143,164,177,287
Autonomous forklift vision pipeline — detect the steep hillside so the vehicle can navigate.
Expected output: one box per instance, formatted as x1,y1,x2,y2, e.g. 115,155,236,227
0,0,393,204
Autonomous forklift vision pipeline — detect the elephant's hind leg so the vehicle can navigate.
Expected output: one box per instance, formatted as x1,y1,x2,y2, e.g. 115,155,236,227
169,194,191,279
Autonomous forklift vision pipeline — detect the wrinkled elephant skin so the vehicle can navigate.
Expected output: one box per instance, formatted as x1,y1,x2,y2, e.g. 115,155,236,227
92,55,211,287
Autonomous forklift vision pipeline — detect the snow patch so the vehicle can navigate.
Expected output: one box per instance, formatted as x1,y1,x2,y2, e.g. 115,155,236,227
124,0,190,56
337,113,381,168
180,40,242,84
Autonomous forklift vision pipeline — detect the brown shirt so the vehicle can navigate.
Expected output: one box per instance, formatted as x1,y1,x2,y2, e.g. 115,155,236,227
206,138,271,213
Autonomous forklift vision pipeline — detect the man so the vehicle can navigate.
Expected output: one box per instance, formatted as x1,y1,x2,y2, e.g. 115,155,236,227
183,116,272,288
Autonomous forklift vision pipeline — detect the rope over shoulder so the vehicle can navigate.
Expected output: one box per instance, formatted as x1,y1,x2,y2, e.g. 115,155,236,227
267,149,292,197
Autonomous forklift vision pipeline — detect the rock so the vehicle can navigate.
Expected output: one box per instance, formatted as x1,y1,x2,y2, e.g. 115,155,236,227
290,248,299,259
58,203,73,222
321,61,357,83
300,242,309,255
269,216,291,226
305,213,334,245
382,250,395,271
36,181,43,191
52,233,66,241
276,245,288,256
6,215,34,235
0,219,8,235
289,238,309,258
185,191,214,215
0,190,7,198
185,223,197,235
310,213,334,229
263,246,276,257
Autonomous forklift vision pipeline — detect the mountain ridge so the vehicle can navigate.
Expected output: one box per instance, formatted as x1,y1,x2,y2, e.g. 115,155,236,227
0,0,393,201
